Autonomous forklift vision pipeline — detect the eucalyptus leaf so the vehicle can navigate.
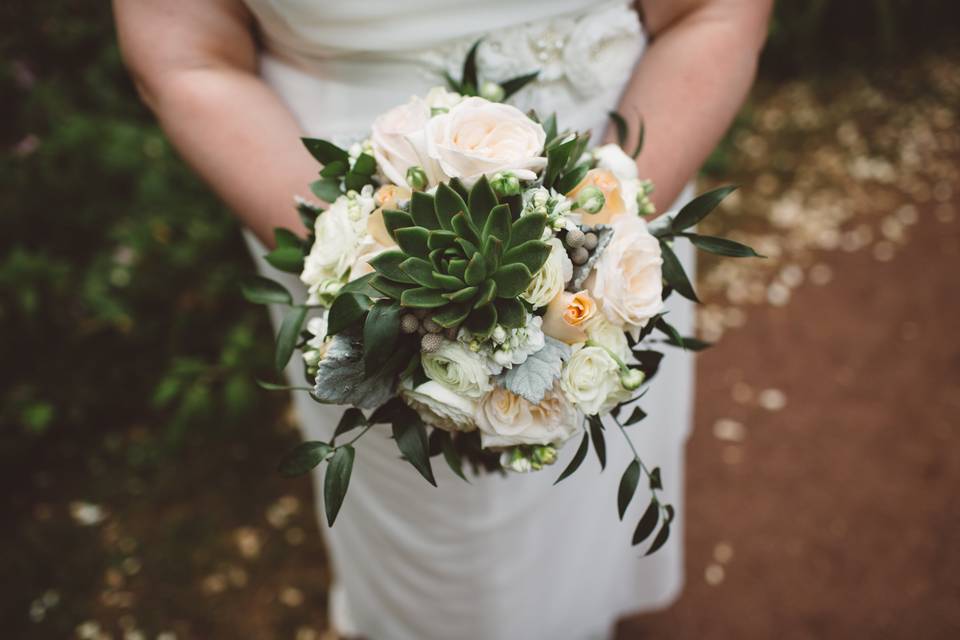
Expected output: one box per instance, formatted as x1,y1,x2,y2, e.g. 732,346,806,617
327,292,371,336
438,430,468,482
256,379,314,392
393,415,437,486
671,185,738,231
659,240,699,303
309,178,342,203
608,111,629,148
264,246,304,273
648,466,663,491
589,416,606,470
363,300,401,375
632,498,659,546
618,459,640,520
275,305,308,371
624,406,647,425
501,70,539,99
332,408,367,443
302,138,349,165
241,276,292,306
497,336,570,404
324,445,355,526
688,234,765,258
554,430,589,484
645,521,671,556
278,441,331,477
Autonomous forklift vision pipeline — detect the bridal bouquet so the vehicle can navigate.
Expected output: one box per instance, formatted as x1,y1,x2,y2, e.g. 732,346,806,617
243,51,760,553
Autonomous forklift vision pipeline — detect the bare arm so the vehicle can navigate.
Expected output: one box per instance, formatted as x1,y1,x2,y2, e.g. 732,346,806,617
618,0,771,212
113,0,316,246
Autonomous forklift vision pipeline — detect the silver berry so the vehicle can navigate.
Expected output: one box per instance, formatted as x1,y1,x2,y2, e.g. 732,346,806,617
565,228,585,248
400,314,420,334
571,246,589,265
582,232,598,250
422,318,442,334
421,333,444,353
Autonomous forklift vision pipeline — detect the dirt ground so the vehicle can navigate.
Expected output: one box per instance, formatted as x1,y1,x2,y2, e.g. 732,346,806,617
618,178,960,639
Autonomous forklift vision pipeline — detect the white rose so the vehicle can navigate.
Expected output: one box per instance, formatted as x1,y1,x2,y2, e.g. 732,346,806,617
588,213,664,339
370,96,431,187
425,97,547,184
421,340,493,399
595,144,642,216
423,86,464,112
400,380,477,432
522,237,573,308
300,188,376,304
560,345,632,415
475,384,581,448
585,315,630,361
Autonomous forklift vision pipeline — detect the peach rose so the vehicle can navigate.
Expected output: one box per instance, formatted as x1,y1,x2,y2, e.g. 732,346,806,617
475,384,581,448
541,290,597,344
566,168,627,224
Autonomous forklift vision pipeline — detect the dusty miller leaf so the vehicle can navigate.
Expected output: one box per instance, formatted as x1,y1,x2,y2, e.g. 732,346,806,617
496,336,570,405
313,334,397,409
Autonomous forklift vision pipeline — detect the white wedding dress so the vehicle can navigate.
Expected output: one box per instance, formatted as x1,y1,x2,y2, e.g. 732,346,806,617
240,1,696,638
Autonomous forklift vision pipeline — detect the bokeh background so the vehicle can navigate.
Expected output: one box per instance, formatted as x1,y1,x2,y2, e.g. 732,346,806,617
2,2,958,638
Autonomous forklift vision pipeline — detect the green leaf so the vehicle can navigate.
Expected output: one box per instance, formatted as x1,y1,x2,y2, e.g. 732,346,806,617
687,234,765,258
351,152,376,175
264,246,304,273
320,160,348,178
309,178,342,203
340,272,381,297
589,416,606,470
464,253,487,286
660,241,699,303
492,263,532,298
344,168,375,192
648,466,663,491
445,286,479,304
474,279,497,307
624,406,647,425
382,209,415,241
632,117,645,159
497,336,569,404
671,185,738,231
542,113,558,146
241,276,292,305
400,257,441,288
503,240,551,273
275,305,308,370
451,212,481,248
469,175,499,228
256,379,314,392
432,303,471,328
411,191,440,229
400,287,449,309
482,236,503,274
461,39,482,95
324,445,355,526
554,162,589,195
654,316,685,350
482,203,512,245
432,272,465,291
608,111,629,148
332,408,367,443
448,259,468,280
646,521,671,556
632,498,659,545
395,227,430,258
274,228,303,249
543,136,575,188
618,460,640,520
495,298,524,328
363,300,401,374
369,276,415,301
427,229,458,250
501,70,539,99
438,431,468,482
509,213,547,248
302,138,349,165
327,292,370,335
554,430,589,484
393,417,437,486
664,335,712,351
435,183,468,230
465,303,497,337
369,250,415,283
278,441,332,476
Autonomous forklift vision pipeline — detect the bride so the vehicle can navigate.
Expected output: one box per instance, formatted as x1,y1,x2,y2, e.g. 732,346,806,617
113,1,770,638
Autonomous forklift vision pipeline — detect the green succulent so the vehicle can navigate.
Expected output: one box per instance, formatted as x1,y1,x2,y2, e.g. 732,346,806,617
367,176,552,338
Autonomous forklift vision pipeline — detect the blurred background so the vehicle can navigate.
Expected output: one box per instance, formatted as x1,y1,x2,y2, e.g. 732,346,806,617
2,2,958,638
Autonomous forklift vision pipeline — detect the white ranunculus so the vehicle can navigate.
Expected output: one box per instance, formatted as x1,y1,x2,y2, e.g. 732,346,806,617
595,144,642,216
400,380,477,432
300,187,376,305
423,86,463,112
585,315,630,361
370,96,431,187
421,340,493,399
588,213,664,339
425,97,547,184
522,237,573,309
475,384,581,448
560,345,632,415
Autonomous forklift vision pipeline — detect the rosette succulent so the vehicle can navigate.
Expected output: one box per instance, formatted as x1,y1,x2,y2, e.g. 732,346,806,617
368,176,552,337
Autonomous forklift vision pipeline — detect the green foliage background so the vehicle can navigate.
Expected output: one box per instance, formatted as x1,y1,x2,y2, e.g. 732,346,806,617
1,0,955,476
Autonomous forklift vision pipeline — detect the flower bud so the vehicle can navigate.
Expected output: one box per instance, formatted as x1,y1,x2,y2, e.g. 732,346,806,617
500,448,533,473
405,165,428,191
619,367,645,391
490,171,521,197
532,445,557,467
575,185,605,214
479,80,506,103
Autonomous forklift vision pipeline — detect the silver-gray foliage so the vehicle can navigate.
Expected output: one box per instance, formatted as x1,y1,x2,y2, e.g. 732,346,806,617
497,336,570,405
313,334,397,409
568,224,614,290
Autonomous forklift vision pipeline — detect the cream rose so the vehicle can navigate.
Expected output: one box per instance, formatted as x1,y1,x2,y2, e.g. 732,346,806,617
421,340,493,399
585,315,630,361
300,187,376,304
400,379,477,432
560,345,632,415
423,86,464,112
588,213,664,339
475,384,581,448
521,237,573,308
595,144,643,217
370,96,431,188
425,97,547,183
